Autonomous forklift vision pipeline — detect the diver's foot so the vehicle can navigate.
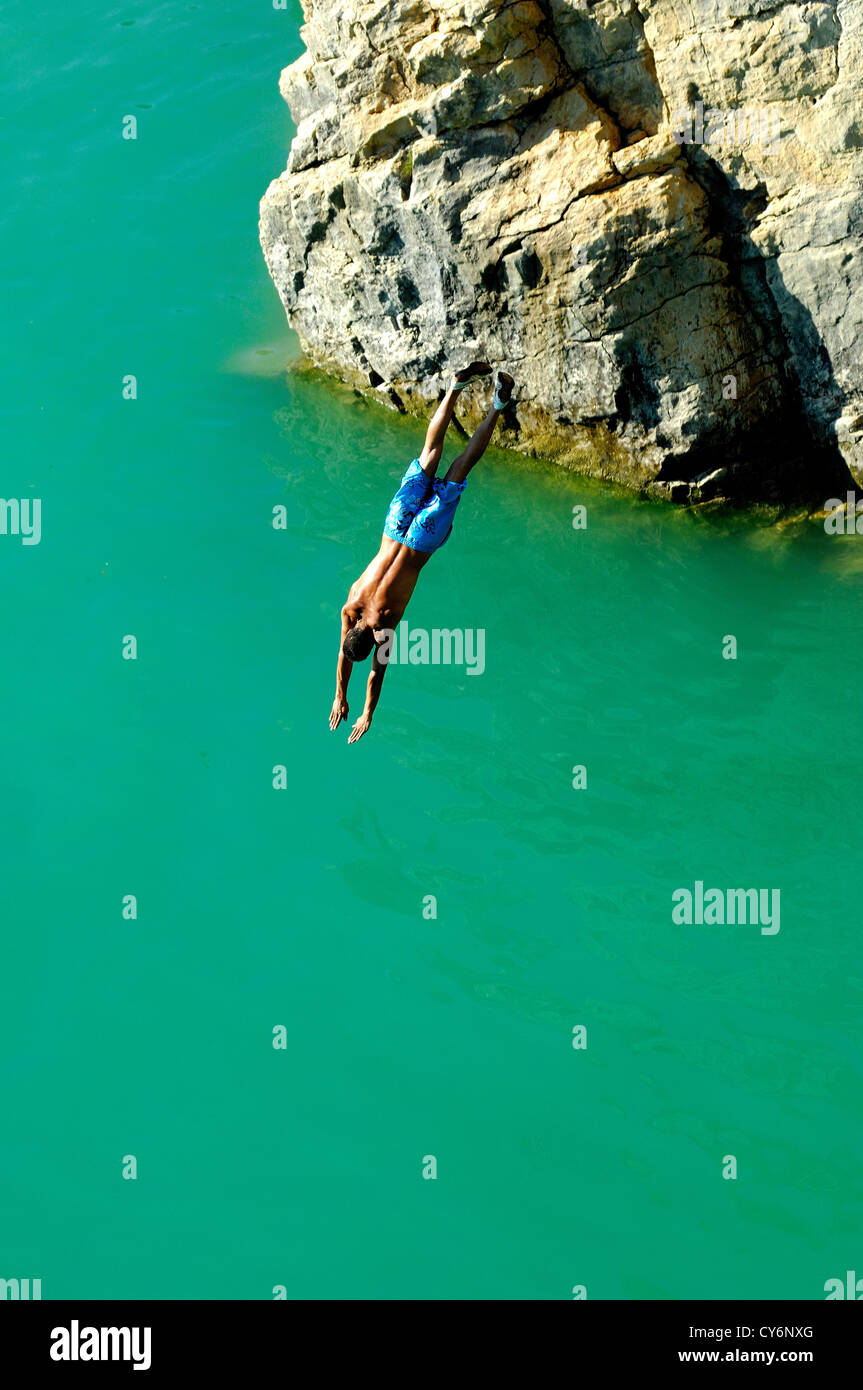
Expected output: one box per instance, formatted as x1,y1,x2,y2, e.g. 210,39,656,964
492,370,515,411
449,361,492,391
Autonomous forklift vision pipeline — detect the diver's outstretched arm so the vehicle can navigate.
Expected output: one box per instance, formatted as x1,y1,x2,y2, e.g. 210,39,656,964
330,608,354,730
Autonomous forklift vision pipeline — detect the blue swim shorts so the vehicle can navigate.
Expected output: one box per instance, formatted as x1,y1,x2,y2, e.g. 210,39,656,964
383,458,466,554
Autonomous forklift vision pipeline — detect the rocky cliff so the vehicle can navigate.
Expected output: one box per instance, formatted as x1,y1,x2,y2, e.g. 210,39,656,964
259,0,863,503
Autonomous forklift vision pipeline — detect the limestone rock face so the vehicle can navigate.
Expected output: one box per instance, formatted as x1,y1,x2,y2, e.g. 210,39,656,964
260,0,863,500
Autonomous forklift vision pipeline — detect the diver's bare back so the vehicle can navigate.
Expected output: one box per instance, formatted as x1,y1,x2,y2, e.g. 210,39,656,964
345,535,430,631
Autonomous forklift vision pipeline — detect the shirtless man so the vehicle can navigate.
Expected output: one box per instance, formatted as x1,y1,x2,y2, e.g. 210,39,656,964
329,364,515,742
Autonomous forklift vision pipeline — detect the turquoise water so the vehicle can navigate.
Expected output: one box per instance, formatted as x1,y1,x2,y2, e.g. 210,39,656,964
2,1,861,1300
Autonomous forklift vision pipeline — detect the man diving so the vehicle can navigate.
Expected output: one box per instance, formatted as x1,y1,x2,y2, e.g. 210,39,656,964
329,363,515,742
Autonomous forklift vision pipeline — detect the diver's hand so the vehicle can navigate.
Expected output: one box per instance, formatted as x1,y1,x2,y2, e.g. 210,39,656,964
329,697,349,731
347,713,372,744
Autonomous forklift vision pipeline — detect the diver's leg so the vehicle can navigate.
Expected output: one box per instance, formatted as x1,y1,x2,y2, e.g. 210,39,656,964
444,372,514,485
419,361,492,476
419,388,460,478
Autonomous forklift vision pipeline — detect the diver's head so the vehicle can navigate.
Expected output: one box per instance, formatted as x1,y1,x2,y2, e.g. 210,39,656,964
342,623,375,663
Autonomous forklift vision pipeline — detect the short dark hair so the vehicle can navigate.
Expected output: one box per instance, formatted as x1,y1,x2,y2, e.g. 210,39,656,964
343,624,375,662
